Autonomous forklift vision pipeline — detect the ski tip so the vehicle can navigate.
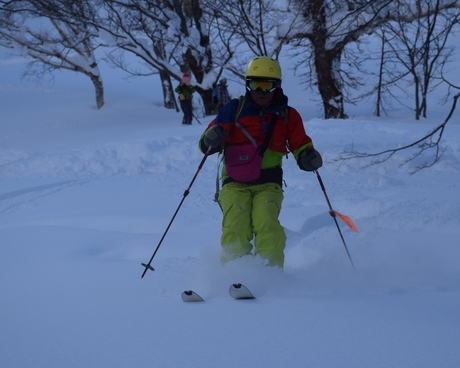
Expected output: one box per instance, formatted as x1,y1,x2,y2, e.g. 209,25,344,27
181,290,204,302
229,283,255,299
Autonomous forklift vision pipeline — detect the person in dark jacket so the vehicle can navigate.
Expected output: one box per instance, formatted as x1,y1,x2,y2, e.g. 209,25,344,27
175,73,195,125
199,56,322,268
216,78,231,111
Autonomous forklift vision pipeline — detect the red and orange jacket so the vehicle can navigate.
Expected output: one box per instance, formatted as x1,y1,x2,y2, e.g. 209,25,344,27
199,90,314,186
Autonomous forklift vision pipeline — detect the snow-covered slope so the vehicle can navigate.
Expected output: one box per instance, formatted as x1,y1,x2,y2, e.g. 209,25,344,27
1,55,460,367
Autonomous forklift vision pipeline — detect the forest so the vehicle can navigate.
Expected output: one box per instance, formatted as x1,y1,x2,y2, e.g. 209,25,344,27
1,0,459,119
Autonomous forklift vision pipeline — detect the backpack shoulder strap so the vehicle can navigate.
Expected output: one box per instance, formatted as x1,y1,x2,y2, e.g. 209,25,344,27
233,96,280,154
259,112,279,156
233,96,258,147
234,95,245,121
281,107,289,124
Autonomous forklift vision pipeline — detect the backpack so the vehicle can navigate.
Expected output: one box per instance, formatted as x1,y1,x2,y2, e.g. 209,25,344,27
212,86,219,105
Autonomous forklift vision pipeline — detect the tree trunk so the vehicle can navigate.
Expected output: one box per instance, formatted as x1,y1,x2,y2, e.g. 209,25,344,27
376,32,386,117
414,74,420,120
314,46,347,119
160,70,178,111
90,73,104,110
194,87,214,116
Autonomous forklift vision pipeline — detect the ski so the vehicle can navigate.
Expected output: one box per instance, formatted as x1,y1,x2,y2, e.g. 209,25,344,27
181,290,204,302
229,283,255,300
181,283,255,302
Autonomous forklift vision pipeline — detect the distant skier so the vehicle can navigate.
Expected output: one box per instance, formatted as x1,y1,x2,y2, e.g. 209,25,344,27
175,73,195,125
214,79,231,111
199,56,322,268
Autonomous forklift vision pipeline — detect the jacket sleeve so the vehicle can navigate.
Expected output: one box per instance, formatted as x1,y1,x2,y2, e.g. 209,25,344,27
198,99,239,154
286,108,314,161
198,118,221,154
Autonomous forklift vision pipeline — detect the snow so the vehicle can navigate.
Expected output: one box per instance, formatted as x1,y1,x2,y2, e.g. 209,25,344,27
1,50,460,368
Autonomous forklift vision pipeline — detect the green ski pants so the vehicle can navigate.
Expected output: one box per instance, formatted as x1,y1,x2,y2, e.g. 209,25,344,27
219,182,286,268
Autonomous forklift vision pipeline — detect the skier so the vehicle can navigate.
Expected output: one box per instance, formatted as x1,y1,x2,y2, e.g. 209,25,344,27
199,56,322,268
215,78,231,111
175,73,195,125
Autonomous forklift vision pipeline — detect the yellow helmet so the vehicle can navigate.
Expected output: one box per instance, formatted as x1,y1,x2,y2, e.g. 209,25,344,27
245,56,282,80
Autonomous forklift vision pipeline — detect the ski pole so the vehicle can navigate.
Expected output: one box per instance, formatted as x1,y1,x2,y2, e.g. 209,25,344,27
192,113,202,125
314,170,356,270
141,146,212,278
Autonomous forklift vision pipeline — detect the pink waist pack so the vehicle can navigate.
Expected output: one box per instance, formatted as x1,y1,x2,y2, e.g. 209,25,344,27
223,113,280,182
225,144,262,182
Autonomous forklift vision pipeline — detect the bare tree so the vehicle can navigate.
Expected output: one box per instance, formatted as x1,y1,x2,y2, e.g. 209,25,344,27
0,0,105,109
2,0,460,119
201,0,293,79
374,30,388,117
356,30,412,117
382,0,460,119
280,0,460,119
0,4,14,48
94,0,232,115
334,88,459,173
1,0,234,114
100,1,181,111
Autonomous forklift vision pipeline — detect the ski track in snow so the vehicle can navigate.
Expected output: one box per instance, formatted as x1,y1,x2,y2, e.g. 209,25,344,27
0,180,85,216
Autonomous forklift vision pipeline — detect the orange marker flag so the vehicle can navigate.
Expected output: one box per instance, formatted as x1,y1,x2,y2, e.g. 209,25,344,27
331,211,359,233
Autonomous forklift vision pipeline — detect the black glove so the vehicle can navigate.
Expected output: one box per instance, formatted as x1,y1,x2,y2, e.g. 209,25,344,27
299,148,323,171
204,124,227,147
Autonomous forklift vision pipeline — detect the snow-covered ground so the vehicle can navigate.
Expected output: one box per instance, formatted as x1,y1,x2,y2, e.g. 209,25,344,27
1,52,460,368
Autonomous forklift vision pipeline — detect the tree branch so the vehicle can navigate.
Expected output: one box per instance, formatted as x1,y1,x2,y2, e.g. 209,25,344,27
334,91,460,174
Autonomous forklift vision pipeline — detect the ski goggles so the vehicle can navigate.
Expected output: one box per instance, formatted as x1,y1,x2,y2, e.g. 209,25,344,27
246,78,280,93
